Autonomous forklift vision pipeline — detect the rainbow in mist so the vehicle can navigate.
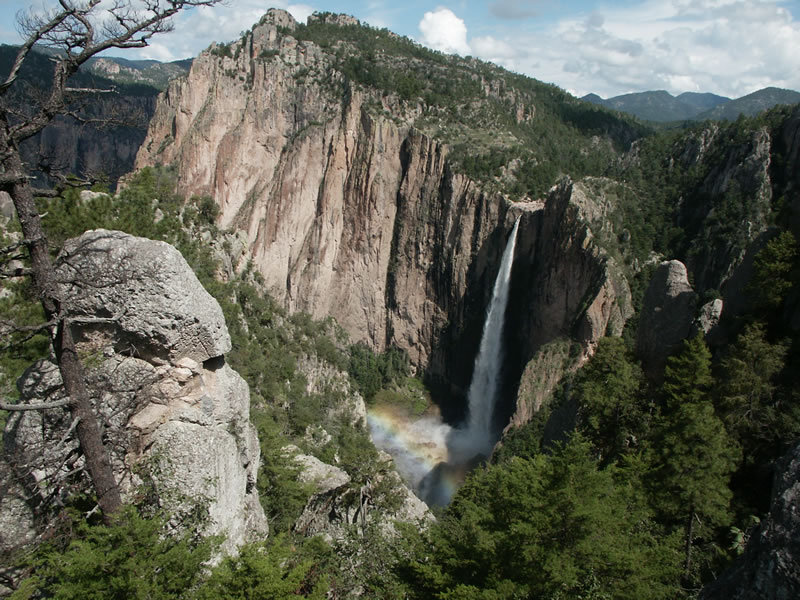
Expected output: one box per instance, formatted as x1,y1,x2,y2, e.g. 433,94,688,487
367,405,463,504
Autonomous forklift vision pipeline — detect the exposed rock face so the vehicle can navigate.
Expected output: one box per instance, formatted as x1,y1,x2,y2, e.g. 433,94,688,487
20,96,156,187
136,10,634,428
2,230,266,556
701,441,800,600
502,178,632,429
59,229,231,363
636,260,698,375
677,125,775,294
505,339,576,432
0,191,13,220
289,446,430,540
692,298,724,339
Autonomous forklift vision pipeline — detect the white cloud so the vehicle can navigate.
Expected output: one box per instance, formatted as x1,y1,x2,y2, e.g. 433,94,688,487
287,4,314,24
418,7,471,55
135,41,176,63
466,0,800,98
470,36,520,63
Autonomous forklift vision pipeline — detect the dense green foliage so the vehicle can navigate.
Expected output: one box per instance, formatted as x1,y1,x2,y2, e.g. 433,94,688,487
401,435,678,599
194,536,327,600
347,343,410,402
572,337,648,464
9,507,215,600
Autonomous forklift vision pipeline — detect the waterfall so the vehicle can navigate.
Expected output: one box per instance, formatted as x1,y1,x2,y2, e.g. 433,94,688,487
449,216,521,463
372,216,522,507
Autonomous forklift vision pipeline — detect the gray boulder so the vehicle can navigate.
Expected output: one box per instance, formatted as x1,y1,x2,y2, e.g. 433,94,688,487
701,442,800,599
692,298,724,342
289,447,431,540
636,260,698,375
57,229,230,363
3,230,265,558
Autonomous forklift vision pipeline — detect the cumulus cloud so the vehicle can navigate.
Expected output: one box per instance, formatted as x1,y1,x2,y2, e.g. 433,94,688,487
418,7,471,55
470,36,521,63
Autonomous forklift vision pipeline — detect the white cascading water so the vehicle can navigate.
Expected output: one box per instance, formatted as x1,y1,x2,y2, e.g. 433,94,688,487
448,215,521,464
369,216,522,506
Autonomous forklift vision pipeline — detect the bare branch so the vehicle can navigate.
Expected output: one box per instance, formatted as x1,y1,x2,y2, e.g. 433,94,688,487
0,265,32,278
0,318,56,334
64,85,116,94
0,399,71,411
30,188,62,198
0,6,74,95
0,244,26,262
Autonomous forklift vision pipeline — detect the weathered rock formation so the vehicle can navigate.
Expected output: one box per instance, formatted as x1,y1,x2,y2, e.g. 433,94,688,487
289,446,430,540
636,260,698,375
701,441,800,600
136,9,633,428
2,230,267,556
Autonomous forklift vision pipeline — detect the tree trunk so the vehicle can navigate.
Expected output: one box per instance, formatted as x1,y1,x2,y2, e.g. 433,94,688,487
684,508,696,577
3,142,122,520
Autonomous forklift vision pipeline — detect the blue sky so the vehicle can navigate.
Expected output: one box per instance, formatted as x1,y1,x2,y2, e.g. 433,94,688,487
1,1,799,99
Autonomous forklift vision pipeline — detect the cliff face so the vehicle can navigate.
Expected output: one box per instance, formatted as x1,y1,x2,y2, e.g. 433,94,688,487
136,10,632,423
19,95,156,186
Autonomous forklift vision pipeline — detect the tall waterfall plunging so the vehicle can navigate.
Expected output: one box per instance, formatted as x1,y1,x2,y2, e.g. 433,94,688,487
368,216,522,506
449,215,521,464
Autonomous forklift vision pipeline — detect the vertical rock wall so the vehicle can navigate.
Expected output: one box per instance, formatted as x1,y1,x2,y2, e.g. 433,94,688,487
136,9,633,425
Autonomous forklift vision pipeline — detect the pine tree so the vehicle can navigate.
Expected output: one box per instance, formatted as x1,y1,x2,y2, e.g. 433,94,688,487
716,322,789,453
575,337,648,463
402,435,679,599
652,334,739,586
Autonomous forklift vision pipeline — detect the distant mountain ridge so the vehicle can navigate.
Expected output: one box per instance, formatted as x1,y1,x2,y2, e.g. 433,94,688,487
83,55,192,91
583,87,800,122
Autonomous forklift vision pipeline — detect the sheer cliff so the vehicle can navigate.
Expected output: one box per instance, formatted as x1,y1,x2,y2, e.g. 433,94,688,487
135,10,635,422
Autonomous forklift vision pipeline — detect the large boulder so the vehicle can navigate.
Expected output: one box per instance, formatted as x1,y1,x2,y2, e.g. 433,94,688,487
2,230,266,557
288,447,430,540
701,442,800,599
57,229,231,363
636,260,698,375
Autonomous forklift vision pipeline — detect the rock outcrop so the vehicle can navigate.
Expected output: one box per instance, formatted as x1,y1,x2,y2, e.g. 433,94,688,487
289,446,430,540
2,230,267,556
701,441,800,600
636,260,698,375
59,230,231,363
503,178,632,430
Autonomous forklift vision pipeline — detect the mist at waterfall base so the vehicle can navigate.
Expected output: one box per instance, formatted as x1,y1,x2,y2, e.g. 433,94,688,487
368,218,521,506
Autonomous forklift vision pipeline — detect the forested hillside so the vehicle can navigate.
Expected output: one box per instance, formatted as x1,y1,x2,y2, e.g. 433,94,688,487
2,8,799,600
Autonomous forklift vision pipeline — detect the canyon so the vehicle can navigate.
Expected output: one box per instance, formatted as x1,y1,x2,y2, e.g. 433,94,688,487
135,10,635,428
3,6,800,597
